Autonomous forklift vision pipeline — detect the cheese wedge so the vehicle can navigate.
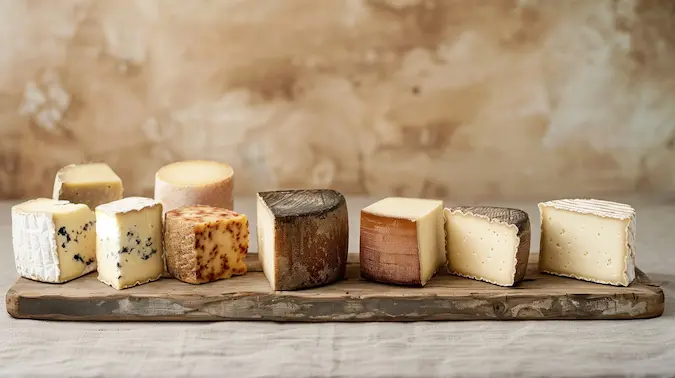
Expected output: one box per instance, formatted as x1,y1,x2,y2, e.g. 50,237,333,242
257,189,349,291
164,205,248,284
12,198,96,283
360,197,445,286
539,199,636,286
95,197,164,290
53,163,123,209
154,160,234,215
445,206,531,286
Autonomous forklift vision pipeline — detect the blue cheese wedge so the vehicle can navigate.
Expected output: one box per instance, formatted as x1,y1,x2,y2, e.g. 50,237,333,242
539,199,636,286
95,197,163,290
11,198,96,283
53,162,123,210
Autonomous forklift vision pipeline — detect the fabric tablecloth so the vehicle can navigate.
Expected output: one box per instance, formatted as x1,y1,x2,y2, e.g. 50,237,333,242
1,197,673,377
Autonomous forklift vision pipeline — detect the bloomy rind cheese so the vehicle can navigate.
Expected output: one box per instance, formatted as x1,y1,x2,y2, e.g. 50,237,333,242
445,206,531,287
257,189,349,291
164,205,248,284
360,198,445,287
12,199,96,283
538,199,636,286
154,160,234,215
53,163,123,209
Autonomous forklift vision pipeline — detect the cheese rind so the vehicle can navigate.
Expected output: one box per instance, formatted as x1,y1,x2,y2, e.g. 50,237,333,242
164,206,248,284
538,199,636,286
154,160,234,215
445,206,531,286
360,197,445,286
95,197,164,290
257,189,349,291
53,163,123,209
12,199,96,283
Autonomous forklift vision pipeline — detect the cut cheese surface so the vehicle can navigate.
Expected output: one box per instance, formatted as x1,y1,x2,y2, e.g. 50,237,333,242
257,190,349,291
95,197,164,290
53,163,123,209
360,197,445,286
12,199,96,283
539,199,636,286
164,206,248,284
445,206,530,286
154,160,234,215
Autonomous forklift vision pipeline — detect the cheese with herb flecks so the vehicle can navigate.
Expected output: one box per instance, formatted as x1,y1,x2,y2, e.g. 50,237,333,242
95,197,163,290
12,198,96,283
164,205,248,284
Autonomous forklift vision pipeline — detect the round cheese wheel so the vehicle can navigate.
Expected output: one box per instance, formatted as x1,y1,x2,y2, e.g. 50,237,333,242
154,160,234,215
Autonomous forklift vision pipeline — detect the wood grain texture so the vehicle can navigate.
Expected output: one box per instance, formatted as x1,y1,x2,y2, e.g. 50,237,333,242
360,212,422,286
5,253,664,322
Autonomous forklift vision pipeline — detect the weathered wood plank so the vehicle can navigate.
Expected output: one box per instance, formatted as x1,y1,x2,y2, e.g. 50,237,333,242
5,253,665,321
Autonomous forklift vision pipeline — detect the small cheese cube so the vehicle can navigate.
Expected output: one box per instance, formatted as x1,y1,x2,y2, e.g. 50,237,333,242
445,206,531,286
154,160,234,215
360,197,445,286
53,163,123,209
12,199,96,283
539,199,636,286
95,197,163,290
257,189,349,291
164,206,248,284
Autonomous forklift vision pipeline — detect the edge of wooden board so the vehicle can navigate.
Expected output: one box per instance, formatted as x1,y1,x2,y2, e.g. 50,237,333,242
5,254,665,322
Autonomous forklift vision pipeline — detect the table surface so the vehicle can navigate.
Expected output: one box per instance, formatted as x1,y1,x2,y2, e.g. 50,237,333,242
1,197,673,377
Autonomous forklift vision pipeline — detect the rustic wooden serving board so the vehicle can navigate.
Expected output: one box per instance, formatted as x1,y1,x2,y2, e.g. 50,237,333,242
6,253,664,321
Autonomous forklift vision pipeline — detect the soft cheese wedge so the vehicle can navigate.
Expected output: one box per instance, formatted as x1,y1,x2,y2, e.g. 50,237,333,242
257,189,349,291
360,197,445,286
53,163,123,209
164,205,248,284
154,160,234,215
445,206,531,286
12,198,96,283
95,197,164,290
539,199,636,286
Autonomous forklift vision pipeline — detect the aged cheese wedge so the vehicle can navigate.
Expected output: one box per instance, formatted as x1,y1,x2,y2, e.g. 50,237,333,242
11,198,96,283
445,206,531,286
360,197,445,286
154,160,234,215
539,199,636,286
53,163,123,210
257,189,349,291
95,197,164,290
164,205,248,284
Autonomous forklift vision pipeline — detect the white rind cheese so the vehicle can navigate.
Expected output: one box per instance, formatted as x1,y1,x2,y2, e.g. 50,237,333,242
444,206,531,287
53,163,123,209
360,197,445,286
154,160,234,215
12,199,96,283
95,197,164,290
539,199,636,286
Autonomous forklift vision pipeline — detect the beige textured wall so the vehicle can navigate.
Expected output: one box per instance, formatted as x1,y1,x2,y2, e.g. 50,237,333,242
1,0,675,201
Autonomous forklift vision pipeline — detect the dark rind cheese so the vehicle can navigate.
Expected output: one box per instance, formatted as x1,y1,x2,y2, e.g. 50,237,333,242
257,189,349,291
446,206,531,286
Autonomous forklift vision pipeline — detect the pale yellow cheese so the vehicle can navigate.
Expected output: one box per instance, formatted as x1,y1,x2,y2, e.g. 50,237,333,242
539,199,636,286
95,197,164,290
53,163,123,209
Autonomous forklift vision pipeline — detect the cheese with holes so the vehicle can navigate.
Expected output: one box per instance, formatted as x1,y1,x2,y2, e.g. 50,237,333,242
53,163,123,209
445,206,531,286
360,197,445,286
257,189,348,291
539,199,636,286
165,206,248,284
12,198,96,283
95,197,164,290
154,160,234,215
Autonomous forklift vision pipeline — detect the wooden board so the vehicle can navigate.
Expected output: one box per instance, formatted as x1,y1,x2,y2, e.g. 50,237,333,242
5,253,664,321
